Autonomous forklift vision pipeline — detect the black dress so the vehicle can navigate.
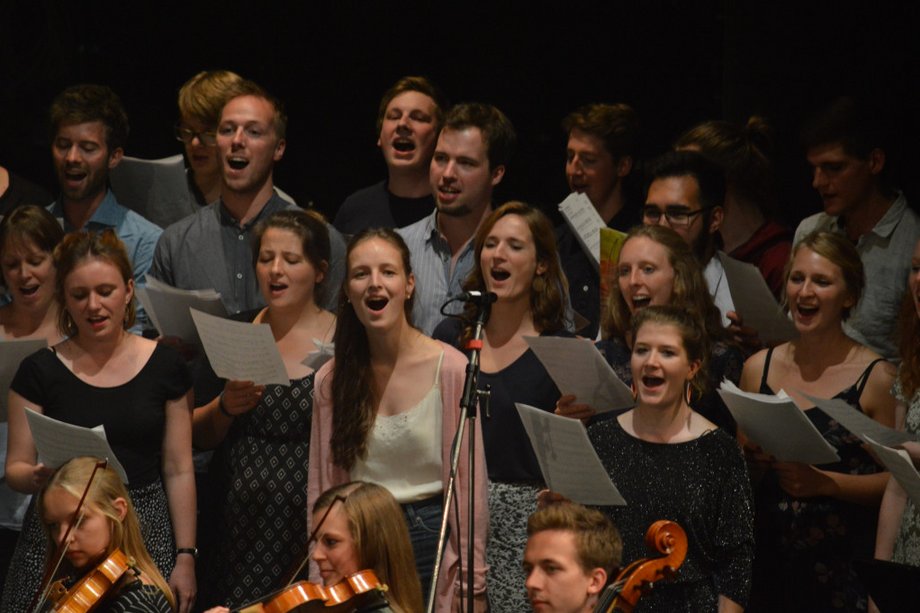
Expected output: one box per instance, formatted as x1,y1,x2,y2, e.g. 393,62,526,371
588,418,754,612
197,311,314,608
748,348,886,612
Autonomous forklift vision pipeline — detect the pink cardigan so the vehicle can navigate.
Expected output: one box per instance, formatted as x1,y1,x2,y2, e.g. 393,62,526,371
307,341,488,611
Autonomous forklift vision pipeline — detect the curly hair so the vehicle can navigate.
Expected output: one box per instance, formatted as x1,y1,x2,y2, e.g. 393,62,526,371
460,201,567,341
329,228,415,471
50,84,129,152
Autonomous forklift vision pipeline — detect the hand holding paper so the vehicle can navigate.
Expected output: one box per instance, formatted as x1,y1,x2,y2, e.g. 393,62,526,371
718,380,839,464
191,309,289,386
516,403,625,506
525,336,633,413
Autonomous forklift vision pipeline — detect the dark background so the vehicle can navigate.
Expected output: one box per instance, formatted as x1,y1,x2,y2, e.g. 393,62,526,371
2,1,918,227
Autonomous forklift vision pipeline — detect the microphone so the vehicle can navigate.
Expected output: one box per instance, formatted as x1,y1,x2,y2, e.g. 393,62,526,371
449,291,498,306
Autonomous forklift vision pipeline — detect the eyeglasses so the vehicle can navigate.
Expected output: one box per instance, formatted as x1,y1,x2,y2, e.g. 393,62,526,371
642,204,716,228
174,124,217,146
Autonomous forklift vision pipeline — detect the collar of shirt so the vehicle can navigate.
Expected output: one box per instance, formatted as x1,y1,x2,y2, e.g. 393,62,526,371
49,189,127,232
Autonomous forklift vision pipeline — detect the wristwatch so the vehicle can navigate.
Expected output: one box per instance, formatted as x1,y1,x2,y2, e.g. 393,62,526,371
176,547,199,559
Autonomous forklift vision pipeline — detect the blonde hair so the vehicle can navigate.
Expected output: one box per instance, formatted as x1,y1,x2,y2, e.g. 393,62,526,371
313,482,422,613
527,502,622,575
785,231,864,321
177,69,244,127
37,457,174,609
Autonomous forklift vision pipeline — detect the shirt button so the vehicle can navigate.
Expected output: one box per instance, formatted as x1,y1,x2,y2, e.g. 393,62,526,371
238,234,245,240
236,273,243,279
583,285,589,292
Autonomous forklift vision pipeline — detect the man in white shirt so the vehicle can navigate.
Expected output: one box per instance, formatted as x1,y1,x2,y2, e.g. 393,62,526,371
794,97,920,359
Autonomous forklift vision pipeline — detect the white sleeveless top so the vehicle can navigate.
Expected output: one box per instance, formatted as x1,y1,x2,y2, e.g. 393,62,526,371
351,352,444,503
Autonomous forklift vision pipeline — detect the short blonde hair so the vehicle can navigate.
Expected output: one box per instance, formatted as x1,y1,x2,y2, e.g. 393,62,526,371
177,70,244,127
527,502,622,575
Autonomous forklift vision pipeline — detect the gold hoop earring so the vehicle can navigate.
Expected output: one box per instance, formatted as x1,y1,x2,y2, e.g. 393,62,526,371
630,381,638,402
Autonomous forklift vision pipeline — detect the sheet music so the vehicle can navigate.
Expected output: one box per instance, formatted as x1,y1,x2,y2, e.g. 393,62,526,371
802,391,916,447
301,339,335,370
558,192,604,268
191,309,289,386
25,408,129,484
525,336,633,412
718,380,839,464
864,437,920,509
0,339,46,422
137,277,227,343
516,403,626,506
717,252,797,345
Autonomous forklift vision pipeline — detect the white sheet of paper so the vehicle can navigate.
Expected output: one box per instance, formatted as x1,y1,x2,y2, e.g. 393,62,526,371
301,339,335,371
524,336,633,413
863,437,920,509
718,380,839,464
717,252,797,345
137,277,227,343
25,408,129,484
801,391,916,447
515,403,626,506
191,309,289,386
558,192,603,268
0,339,46,422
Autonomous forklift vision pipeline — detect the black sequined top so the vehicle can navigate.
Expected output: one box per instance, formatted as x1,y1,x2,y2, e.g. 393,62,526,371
588,418,754,612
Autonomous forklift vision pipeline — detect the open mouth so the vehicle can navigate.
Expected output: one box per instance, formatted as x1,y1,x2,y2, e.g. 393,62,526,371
269,283,288,292
631,296,651,309
228,157,249,170
490,269,510,281
393,139,416,153
19,285,39,297
366,296,389,312
796,304,819,316
641,375,665,388
64,169,87,182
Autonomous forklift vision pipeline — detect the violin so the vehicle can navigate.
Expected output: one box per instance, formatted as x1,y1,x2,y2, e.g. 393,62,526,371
594,520,688,613
45,549,137,613
233,569,388,613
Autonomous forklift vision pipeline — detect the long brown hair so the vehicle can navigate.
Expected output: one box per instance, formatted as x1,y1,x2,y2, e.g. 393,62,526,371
37,457,174,609
313,482,423,613
461,201,567,340
602,224,728,347
329,228,415,470
898,291,920,400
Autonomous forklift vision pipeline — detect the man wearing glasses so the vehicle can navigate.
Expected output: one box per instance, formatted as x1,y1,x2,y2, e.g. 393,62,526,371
151,79,344,315
47,83,162,329
642,150,735,324
557,103,640,338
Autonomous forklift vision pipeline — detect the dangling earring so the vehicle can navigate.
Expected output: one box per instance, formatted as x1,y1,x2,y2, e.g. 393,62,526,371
684,380,693,405
630,381,638,402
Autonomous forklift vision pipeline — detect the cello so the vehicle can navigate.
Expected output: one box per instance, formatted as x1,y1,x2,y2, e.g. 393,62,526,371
594,520,688,613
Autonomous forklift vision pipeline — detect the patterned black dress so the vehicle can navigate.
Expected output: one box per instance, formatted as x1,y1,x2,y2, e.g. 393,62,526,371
748,348,886,612
198,374,314,608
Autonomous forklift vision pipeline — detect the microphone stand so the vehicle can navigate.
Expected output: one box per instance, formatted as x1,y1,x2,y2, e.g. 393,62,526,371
426,300,491,613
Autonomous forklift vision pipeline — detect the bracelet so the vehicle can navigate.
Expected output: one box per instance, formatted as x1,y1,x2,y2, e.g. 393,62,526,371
218,393,234,419
176,547,199,559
